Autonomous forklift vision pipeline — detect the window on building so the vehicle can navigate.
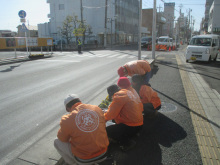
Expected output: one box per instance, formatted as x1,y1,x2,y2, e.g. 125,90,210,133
59,4,64,10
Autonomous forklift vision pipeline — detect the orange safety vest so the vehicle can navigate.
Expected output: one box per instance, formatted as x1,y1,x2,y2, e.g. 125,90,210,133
57,103,109,160
124,60,151,77
104,88,143,126
139,85,161,109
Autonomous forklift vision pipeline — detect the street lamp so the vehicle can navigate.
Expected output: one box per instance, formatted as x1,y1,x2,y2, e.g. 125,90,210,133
108,16,117,48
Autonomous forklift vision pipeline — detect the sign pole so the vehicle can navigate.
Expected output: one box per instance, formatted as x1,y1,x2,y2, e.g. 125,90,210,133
152,0,157,59
138,0,142,60
18,10,29,57
25,31,29,56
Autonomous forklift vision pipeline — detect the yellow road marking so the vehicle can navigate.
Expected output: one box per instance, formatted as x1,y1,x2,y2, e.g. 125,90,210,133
175,54,220,164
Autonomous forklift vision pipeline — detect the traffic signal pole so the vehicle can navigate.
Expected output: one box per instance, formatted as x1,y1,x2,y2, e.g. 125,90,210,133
152,0,156,60
138,0,142,60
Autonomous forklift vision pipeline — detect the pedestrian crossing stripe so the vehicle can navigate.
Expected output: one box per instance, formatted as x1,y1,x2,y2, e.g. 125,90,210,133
118,54,129,58
95,54,111,57
61,53,141,59
107,54,121,58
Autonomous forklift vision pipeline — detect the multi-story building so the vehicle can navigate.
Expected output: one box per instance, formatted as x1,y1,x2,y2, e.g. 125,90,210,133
142,9,153,36
142,9,166,37
204,0,214,32
17,25,38,37
208,0,220,34
0,30,17,37
38,0,139,45
115,0,139,43
162,2,175,37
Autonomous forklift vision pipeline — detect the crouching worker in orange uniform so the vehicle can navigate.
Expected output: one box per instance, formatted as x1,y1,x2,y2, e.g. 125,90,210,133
131,74,161,118
54,94,109,165
104,77,143,151
117,60,151,85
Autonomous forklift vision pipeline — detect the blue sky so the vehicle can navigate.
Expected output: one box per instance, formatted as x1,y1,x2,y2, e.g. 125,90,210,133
0,0,49,31
0,0,205,32
144,0,206,31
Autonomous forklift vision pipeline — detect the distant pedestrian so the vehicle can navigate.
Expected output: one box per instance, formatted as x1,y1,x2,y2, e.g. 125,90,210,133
131,74,161,118
117,60,151,85
95,40,98,49
77,38,82,54
54,94,109,165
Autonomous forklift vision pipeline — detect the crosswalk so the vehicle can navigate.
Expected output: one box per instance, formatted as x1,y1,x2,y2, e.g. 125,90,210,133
58,52,150,59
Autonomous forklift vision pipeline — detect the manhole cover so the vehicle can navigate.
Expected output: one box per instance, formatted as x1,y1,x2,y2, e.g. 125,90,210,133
159,102,177,112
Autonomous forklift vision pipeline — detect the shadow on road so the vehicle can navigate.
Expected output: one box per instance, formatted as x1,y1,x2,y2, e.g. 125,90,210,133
0,63,22,72
101,113,186,165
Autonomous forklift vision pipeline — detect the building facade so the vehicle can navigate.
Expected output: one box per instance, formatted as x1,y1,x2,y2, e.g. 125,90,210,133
0,30,17,37
17,25,38,37
208,0,220,34
38,0,139,45
204,0,214,33
142,9,166,37
162,2,175,37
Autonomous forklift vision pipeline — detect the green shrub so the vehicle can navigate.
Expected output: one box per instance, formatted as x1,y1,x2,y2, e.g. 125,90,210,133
98,95,111,109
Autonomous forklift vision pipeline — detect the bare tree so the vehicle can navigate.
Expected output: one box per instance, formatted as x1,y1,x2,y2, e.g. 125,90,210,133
61,14,93,45
60,15,74,45
86,25,93,40
72,15,80,42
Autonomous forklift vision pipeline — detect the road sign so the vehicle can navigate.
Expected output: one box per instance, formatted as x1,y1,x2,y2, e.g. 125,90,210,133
20,18,26,23
20,23,28,32
18,10,26,18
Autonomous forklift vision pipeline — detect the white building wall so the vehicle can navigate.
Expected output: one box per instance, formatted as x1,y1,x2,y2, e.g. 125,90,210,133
162,2,175,37
208,0,220,34
38,0,138,44
43,0,114,43
38,23,50,38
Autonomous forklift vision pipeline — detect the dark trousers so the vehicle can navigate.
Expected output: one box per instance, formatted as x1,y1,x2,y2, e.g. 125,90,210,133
142,71,151,85
143,103,161,118
78,45,81,53
106,123,142,144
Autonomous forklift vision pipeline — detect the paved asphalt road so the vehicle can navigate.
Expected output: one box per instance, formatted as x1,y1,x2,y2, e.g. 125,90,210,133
188,60,220,94
0,46,219,165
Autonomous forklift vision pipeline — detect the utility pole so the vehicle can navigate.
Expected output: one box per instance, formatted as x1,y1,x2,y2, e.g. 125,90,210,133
179,5,182,44
158,5,162,36
138,0,142,60
80,0,84,44
104,0,108,48
190,15,192,38
152,0,156,59
188,8,192,41
110,19,113,48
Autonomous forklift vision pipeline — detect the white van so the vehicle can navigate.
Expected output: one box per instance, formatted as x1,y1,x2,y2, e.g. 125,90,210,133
158,36,172,47
186,34,219,62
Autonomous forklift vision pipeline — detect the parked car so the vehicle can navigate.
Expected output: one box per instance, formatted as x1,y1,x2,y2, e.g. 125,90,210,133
158,36,173,47
185,34,219,62
141,37,152,48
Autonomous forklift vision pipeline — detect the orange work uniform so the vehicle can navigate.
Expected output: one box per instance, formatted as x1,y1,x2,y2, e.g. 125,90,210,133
104,89,143,126
57,103,109,160
124,60,151,77
139,85,161,109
